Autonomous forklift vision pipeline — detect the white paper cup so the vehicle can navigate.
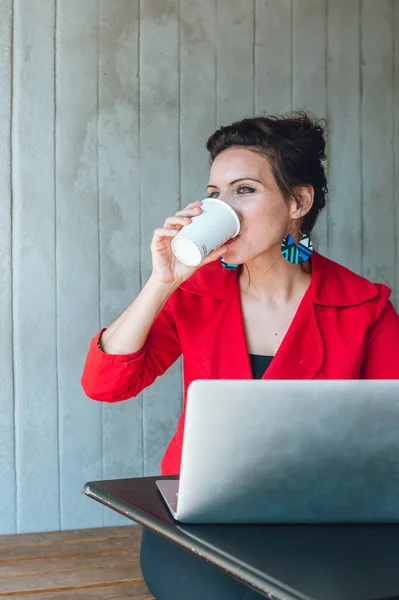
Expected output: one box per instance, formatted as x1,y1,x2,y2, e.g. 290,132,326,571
171,198,241,266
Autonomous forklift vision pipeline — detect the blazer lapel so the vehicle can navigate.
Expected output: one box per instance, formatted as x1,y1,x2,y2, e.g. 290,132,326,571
263,287,324,380
219,280,253,380
183,268,252,381
209,275,324,381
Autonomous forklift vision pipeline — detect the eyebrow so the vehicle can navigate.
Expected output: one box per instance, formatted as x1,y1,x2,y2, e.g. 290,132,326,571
207,178,264,189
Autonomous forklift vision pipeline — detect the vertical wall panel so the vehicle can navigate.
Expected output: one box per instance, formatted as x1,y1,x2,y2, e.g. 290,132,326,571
255,0,292,115
361,0,395,287
293,0,328,256
12,0,59,532
0,0,16,534
140,0,182,475
98,0,142,526
327,0,362,272
217,0,254,125
180,0,217,201
57,0,103,528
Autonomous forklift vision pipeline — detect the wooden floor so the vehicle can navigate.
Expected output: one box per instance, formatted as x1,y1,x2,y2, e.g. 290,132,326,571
0,526,154,599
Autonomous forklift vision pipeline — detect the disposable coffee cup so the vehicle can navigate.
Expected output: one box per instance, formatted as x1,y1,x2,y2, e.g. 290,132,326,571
171,198,240,267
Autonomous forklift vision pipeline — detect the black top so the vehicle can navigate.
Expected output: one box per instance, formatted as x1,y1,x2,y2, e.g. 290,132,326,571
249,354,273,379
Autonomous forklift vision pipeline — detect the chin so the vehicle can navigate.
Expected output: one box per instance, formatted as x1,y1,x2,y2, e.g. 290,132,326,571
222,250,245,265
221,246,237,258
222,239,257,265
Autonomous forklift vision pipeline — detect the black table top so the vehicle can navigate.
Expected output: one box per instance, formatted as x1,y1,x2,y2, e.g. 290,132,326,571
84,476,399,600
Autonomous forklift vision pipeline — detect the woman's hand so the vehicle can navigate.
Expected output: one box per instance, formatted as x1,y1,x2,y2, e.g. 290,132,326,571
151,201,225,286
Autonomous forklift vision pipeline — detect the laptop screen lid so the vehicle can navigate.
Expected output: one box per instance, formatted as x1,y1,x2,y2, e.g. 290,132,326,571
174,379,399,524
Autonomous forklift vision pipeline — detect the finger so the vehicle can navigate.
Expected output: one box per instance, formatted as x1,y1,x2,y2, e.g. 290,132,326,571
184,200,203,209
179,200,203,212
153,227,179,239
201,247,226,266
175,206,202,218
163,216,192,228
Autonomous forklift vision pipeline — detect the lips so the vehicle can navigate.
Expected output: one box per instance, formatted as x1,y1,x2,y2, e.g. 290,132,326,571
225,235,240,246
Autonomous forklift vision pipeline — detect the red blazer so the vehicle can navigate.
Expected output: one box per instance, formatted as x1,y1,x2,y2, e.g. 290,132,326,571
81,252,399,475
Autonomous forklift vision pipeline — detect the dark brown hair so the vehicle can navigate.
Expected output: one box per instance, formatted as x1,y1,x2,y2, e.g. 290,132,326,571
206,111,328,235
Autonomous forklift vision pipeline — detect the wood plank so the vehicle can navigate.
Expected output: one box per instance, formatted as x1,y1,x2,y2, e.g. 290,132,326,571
327,0,362,272
361,0,395,286
0,0,16,535
293,0,328,256
255,0,292,115
12,0,59,533
0,526,140,547
0,527,151,599
217,0,254,125
98,0,143,527
0,564,144,595
0,535,138,562
180,0,217,201
140,0,183,476
56,0,103,529
8,581,153,599
292,0,326,115
0,549,138,577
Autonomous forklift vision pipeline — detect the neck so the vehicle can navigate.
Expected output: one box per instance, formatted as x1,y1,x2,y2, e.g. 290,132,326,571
239,247,312,303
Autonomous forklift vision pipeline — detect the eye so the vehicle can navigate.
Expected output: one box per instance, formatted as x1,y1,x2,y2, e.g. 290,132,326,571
207,190,220,198
237,185,255,194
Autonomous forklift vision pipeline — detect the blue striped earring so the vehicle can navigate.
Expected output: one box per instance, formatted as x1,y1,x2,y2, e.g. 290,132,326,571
281,232,313,264
220,257,239,270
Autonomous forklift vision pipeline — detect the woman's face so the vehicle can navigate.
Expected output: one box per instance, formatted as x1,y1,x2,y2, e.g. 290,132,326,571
206,147,309,265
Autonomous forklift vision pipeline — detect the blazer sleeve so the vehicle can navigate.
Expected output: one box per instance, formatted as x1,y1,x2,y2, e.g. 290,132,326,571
81,298,181,402
361,299,399,379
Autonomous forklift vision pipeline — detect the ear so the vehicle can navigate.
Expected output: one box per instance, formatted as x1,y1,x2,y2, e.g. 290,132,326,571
289,185,314,219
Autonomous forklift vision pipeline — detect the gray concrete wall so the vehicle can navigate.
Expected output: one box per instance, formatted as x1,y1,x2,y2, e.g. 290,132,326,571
0,0,397,534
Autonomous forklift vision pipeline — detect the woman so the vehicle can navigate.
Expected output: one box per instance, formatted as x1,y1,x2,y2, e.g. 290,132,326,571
82,112,399,599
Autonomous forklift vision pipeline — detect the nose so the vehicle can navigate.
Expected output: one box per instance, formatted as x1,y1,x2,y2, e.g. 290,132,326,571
220,194,239,210
217,193,235,208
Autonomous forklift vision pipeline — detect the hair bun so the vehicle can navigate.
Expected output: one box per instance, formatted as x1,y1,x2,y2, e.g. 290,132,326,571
278,111,327,161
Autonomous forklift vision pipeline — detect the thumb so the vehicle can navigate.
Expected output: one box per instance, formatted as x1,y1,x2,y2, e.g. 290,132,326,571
201,246,227,266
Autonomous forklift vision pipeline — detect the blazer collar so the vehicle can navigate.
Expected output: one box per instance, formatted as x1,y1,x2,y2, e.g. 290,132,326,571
179,260,236,299
180,252,379,308
309,252,378,307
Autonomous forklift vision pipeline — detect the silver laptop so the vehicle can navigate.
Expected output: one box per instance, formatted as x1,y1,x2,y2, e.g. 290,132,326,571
156,379,399,524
